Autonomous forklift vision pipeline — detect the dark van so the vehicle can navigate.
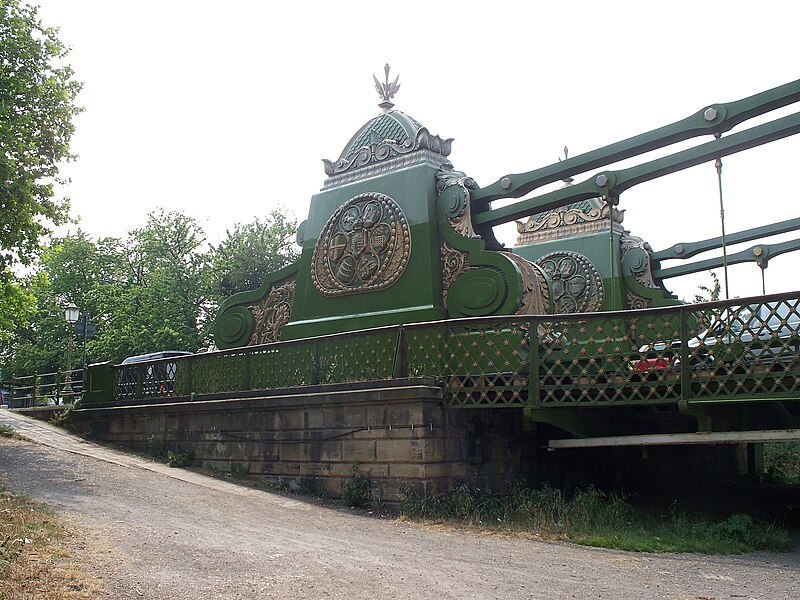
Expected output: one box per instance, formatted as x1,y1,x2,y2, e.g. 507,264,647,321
119,351,193,398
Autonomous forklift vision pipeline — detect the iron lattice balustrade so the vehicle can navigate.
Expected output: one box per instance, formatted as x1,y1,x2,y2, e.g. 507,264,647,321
107,291,800,409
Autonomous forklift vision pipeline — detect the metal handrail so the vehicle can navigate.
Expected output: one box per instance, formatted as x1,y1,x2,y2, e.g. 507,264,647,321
97,290,800,409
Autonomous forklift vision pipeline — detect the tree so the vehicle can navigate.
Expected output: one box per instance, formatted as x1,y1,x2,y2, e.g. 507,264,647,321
1,230,124,376
693,271,721,303
117,209,212,355
210,210,299,300
1,213,213,376
0,1,82,340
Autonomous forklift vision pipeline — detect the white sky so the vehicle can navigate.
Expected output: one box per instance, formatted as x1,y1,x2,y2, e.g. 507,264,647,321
35,0,800,302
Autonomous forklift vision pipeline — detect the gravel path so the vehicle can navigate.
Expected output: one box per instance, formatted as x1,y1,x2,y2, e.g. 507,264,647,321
0,410,798,599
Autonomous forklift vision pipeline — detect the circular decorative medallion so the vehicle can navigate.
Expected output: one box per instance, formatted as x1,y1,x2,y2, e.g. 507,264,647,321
311,193,411,296
535,251,604,313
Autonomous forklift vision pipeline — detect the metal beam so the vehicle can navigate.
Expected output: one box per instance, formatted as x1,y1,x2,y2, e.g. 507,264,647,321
473,79,800,204
548,429,800,449
654,238,800,280
651,217,800,262
476,110,800,228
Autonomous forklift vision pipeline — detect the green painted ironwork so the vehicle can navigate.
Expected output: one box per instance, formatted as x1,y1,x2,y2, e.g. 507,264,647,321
211,76,800,343
97,292,800,419
472,78,800,207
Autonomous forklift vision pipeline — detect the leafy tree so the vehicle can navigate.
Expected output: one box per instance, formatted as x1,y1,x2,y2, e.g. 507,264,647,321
1,230,122,376
2,213,213,376
0,1,82,340
90,210,212,360
210,210,299,300
693,271,721,303
2,209,302,377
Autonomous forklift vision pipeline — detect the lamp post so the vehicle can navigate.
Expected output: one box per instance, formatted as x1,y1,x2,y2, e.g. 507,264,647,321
63,302,79,403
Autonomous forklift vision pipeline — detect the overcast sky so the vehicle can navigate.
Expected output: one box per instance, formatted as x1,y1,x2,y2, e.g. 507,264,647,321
35,0,800,301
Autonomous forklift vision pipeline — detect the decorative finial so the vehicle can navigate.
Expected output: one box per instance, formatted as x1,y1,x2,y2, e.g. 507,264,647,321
373,63,400,113
559,146,573,187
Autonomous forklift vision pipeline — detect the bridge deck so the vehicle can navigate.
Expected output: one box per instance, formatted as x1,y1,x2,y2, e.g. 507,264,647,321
93,292,800,420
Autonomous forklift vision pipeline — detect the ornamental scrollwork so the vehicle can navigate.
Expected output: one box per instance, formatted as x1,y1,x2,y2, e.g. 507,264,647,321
311,193,411,296
440,242,470,306
248,278,297,345
436,163,480,239
504,253,550,316
535,251,604,314
323,127,452,177
620,232,659,289
518,205,603,233
516,201,625,244
626,292,651,310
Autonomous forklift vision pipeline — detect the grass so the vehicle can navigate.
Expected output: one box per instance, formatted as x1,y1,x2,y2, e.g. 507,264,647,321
0,484,103,599
400,484,792,554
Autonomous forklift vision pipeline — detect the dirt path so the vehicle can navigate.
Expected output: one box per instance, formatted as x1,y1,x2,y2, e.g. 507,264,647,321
0,410,798,599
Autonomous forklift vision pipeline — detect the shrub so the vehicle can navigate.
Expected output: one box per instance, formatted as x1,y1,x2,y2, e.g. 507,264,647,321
342,465,370,507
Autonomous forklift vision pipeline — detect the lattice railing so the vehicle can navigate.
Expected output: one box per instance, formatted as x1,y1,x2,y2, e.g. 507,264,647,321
104,292,800,409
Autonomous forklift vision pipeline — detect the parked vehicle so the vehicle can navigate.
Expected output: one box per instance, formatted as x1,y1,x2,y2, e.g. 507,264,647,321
631,340,681,372
678,301,800,369
119,351,194,397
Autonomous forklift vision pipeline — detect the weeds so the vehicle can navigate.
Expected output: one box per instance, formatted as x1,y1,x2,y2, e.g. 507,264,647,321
48,402,78,429
0,424,18,438
342,465,370,508
165,450,194,468
401,484,791,553
764,441,800,484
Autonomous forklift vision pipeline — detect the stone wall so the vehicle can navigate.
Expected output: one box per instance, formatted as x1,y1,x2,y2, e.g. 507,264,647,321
64,378,531,503
26,378,750,503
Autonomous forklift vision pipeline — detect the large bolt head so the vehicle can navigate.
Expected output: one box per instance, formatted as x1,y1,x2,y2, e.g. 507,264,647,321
704,107,718,121
501,177,512,190
595,174,608,187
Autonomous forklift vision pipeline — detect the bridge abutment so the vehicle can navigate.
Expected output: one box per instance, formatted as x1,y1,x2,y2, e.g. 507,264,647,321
59,379,533,503
23,379,754,503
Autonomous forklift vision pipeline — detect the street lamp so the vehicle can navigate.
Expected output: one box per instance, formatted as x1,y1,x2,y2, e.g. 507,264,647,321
63,302,79,402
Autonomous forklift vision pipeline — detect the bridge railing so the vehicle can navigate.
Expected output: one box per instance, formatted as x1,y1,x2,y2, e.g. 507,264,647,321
3,369,84,408
94,291,800,409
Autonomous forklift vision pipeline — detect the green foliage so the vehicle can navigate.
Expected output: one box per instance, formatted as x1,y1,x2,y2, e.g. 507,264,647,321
341,465,370,507
210,210,299,300
165,449,194,468
764,442,800,484
1,209,300,376
401,484,791,553
0,1,82,341
692,271,721,303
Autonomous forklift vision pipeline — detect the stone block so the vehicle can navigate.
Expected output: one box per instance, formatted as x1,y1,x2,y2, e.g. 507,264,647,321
277,409,306,431
305,407,326,429
280,441,311,462
387,463,425,479
320,440,343,461
423,462,465,479
329,462,359,478
375,439,422,463
341,439,376,462
356,464,389,478
320,477,342,497
299,462,330,477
